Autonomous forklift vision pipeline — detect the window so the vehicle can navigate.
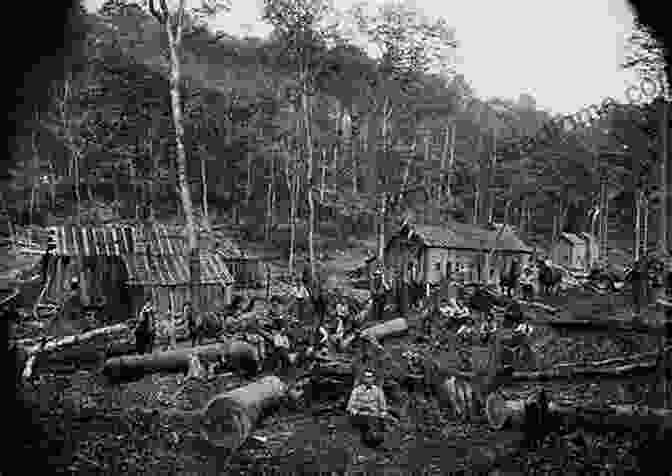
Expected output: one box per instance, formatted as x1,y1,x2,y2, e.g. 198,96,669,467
434,262,441,271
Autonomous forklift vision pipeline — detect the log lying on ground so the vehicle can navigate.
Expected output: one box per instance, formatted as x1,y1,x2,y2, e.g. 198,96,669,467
22,323,133,379
102,340,259,381
534,318,671,337
199,375,288,452
360,317,408,341
432,358,661,385
485,392,672,434
518,300,558,314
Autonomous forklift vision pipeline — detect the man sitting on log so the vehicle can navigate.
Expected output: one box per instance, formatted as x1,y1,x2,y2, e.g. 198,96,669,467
347,368,389,447
134,300,156,355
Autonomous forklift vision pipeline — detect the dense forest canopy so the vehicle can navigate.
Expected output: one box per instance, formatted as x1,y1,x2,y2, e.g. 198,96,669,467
4,0,670,257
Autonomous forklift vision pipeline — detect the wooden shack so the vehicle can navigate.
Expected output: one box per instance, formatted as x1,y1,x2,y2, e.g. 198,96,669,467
121,223,234,318
210,235,263,288
43,224,137,321
384,221,533,288
551,232,587,271
42,223,235,322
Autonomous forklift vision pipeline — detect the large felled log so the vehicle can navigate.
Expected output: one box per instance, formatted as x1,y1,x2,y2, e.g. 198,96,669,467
485,392,672,434
22,323,133,379
432,359,661,385
199,375,288,451
102,340,259,381
360,317,408,341
537,318,672,337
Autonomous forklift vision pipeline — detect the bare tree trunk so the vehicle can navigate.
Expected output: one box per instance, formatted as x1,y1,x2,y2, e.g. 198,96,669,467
48,157,56,212
320,148,327,202
658,98,668,256
643,195,649,256
200,149,210,231
635,190,642,261
245,149,253,209
378,194,386,261
265,155,274,243
152,0,201,315
29,128,39,225
285,147,298,278
302,85,316,282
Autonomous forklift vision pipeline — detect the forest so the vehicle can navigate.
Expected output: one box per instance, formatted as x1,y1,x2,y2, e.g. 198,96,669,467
5,0,669,264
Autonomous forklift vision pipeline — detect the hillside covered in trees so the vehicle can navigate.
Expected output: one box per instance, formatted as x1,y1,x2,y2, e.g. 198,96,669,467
5,0,669,261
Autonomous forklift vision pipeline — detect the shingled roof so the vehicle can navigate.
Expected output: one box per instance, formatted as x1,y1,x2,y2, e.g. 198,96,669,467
124,249,234,286
407,222,533,253
47,223,245,258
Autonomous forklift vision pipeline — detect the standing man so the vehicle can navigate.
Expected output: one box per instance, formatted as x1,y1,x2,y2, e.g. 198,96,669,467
184,301,202,347
63,276,83,320
135,299,156,355
370,264,390,322
292,274,310,324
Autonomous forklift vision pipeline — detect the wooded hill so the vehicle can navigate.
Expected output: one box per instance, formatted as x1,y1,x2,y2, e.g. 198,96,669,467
4,0,670,257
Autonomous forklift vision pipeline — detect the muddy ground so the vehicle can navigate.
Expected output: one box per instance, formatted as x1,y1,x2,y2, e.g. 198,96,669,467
10,246,670,475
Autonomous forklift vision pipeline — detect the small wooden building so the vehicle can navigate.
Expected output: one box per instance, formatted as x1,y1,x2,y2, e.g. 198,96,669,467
43,224,137,321
211,236,263,288
551,232,587,271
42,223,235,321
383,221,533,288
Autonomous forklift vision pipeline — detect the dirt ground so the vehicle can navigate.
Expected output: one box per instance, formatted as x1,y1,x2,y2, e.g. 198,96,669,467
11,246,670,475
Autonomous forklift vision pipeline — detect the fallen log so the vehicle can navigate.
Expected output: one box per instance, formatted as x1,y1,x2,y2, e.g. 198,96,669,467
199,375,288,452
22,323,133,379
518,300,558,314
485,392,672,434
102,340,259,382
360,317,408,341
538,318,672,337
432,359,660,384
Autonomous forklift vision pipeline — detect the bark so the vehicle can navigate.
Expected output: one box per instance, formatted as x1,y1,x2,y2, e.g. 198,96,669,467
102,340,259,382
659,98,668,255
199,376,288,452
360,317,408,341
635,189,643,261
265,156,274,243
148,0,201,316
485,392,672,434
201,149,210,232
540,317,671,337
22,323,133,379
301,82,316,280
29,127,39,225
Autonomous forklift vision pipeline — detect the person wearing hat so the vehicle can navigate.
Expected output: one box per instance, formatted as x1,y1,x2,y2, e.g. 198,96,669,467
61,276,83,324
347,368,388,447
135,298,156,354
370,265,390,322
183,301,202,347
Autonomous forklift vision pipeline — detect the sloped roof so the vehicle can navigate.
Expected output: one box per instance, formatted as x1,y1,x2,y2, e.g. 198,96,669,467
406,222,533,253
124,249,234,286
559,232,585,247
47,223,247,258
